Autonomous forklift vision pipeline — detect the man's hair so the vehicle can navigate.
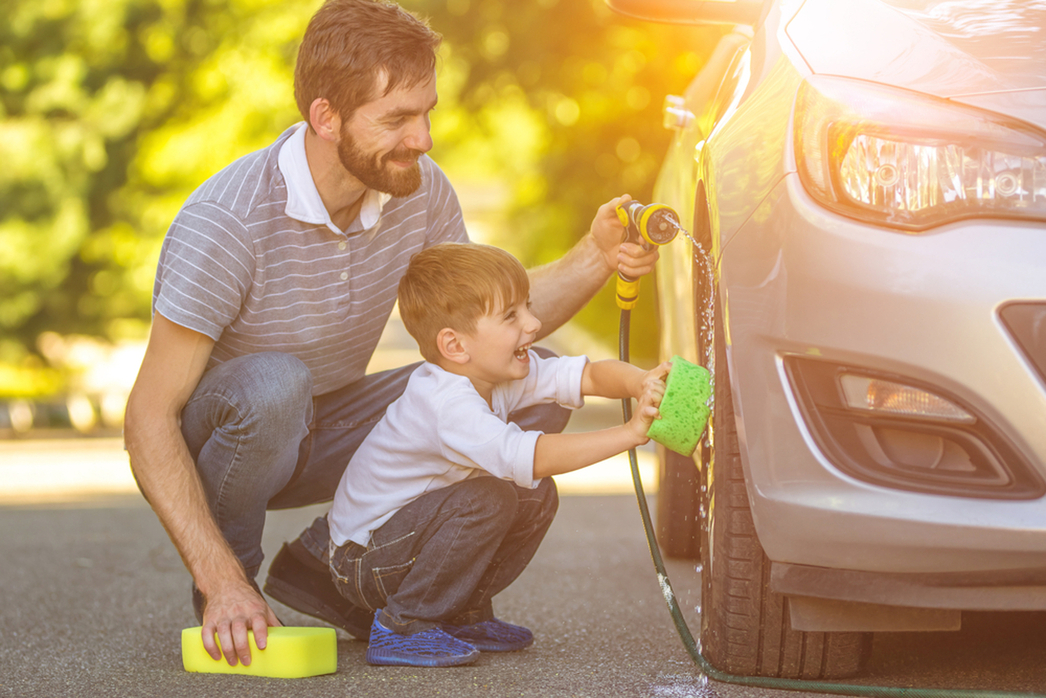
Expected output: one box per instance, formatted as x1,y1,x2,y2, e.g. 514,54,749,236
399,243,530,363
295,0,441,124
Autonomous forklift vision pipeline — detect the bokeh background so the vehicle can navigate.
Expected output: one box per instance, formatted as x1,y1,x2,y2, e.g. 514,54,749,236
0,0,722,435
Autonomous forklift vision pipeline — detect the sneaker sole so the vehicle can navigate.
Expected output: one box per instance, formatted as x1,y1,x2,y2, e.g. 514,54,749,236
365,646,480,667
263,577,370,640
450,638,532,652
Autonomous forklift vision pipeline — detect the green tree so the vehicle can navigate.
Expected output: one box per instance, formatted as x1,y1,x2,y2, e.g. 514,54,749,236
0,0,717,397
0,0,313,395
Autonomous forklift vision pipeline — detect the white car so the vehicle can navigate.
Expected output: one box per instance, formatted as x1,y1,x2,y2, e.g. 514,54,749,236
610,0,1046,679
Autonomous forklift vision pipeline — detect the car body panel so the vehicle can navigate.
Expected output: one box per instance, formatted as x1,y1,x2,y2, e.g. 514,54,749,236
726,174,1046,573
951,89,1046,131
786,0,1046,97
649,0,1046,609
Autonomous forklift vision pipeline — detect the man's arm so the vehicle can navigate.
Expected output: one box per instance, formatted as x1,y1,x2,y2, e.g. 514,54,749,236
527,195,660,339
124,314,279,666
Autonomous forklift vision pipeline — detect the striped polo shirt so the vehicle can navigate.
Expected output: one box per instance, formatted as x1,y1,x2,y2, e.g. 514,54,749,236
152,123,468,396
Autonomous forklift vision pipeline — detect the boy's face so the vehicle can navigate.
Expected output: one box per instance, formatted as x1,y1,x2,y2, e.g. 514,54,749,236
460,296,542,390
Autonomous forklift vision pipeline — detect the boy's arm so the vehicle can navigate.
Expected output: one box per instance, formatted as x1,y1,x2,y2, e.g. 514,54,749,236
533,422,652,479
532,364,667,479
580,359,672,400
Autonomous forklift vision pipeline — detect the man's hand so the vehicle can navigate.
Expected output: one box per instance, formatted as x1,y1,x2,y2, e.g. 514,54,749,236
625,361,670,443
589,194,660,280
201,578,281,666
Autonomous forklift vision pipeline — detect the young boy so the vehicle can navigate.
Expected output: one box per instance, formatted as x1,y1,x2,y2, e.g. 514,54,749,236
326,242,669,667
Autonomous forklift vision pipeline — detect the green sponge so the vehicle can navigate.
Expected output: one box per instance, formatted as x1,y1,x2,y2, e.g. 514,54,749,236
181,626,337,678
646,355,712,457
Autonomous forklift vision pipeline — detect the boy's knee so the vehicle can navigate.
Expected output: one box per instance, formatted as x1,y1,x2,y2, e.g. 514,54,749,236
455,477,520,525
480,476,520,508
530,477,559,524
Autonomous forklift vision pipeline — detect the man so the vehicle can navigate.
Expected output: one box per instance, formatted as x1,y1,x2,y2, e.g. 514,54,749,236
124,0,656,668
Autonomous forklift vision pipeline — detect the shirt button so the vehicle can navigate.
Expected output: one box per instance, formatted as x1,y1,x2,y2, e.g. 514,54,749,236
340,272,348,280
338,242,347,250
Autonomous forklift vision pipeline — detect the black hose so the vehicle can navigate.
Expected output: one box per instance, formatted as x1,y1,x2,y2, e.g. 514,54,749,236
618,307,1045,698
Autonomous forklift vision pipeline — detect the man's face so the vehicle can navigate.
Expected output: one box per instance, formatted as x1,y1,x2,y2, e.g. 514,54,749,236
337,73,437,197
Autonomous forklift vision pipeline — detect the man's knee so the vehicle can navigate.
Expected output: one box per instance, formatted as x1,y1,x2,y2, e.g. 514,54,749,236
225,352,313,420
186,353,312,430
181,352,313,470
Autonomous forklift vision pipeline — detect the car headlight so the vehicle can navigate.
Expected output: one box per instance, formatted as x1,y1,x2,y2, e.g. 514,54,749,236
795,75,1046,231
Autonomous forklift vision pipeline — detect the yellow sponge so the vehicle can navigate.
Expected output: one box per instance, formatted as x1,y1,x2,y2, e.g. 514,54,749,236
181,626,337,678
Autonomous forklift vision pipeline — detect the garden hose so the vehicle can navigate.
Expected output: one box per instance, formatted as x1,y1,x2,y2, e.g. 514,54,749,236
617,307,1045,698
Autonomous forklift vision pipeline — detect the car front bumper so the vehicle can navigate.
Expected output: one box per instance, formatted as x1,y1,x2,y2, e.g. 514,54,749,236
722,172,1046,592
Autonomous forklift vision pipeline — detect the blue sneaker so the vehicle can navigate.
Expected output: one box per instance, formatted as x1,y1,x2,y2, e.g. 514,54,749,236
366,611,479,667
442,618,534,652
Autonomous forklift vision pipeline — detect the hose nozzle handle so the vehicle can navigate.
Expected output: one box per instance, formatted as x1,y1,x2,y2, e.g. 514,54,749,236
615,201,681,309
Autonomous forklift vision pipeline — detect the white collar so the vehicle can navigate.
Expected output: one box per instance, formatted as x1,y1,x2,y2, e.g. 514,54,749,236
277,122,391,236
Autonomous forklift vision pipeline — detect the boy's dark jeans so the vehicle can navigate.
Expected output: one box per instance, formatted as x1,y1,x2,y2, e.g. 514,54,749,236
329,476,559,635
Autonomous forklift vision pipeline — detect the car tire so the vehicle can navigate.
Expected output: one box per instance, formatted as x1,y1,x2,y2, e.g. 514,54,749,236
656,444,703,559
699,315,872,679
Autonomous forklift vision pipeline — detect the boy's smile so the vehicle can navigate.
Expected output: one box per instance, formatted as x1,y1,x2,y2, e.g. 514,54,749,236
459,297,541,401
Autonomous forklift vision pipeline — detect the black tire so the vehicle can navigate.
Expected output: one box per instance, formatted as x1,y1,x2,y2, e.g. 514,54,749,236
656,444,703,559
700,318,872,679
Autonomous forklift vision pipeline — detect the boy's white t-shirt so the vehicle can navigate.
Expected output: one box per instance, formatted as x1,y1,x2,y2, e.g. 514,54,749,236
328,351,589,548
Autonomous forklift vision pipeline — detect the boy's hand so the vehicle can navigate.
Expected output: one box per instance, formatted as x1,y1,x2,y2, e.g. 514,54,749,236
630,361,671,405
589,194,660,279
626,362,670,443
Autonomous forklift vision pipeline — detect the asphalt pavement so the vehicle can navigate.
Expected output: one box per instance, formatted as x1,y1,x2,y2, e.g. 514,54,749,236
7,446,1046,698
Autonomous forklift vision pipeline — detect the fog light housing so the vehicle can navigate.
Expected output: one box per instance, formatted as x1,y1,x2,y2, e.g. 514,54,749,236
838,374,975,424
786,357,1044,499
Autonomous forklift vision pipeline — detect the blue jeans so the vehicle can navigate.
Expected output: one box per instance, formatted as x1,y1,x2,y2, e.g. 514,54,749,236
180,351,570,577
329,476,559,634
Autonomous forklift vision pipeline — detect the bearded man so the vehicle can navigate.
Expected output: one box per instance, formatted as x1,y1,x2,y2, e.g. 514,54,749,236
124,0,656,668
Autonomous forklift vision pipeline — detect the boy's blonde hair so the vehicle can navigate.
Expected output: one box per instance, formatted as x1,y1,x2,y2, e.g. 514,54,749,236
399,243,530,363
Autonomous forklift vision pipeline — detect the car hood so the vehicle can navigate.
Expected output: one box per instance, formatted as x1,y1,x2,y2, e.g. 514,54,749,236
786,0,1046,99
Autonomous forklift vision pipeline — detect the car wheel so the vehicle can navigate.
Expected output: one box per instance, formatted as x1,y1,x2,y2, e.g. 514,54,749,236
656,444,703,559
699,313,872,679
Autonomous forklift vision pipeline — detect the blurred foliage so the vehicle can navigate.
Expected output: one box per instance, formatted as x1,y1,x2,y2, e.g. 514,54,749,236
0,0,720,397
424,0,723,364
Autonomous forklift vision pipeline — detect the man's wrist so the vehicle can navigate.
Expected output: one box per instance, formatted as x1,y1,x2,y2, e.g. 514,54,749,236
580,231,618,278
192,547,250,598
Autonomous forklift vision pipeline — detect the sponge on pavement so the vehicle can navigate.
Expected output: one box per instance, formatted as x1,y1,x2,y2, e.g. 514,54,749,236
181,626,337,678
646,355,712,457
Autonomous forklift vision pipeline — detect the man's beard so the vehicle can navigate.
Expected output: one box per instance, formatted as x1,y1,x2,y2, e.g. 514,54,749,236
337,130,423,198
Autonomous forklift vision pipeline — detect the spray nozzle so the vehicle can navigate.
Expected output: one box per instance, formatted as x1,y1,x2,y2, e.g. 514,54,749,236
615,201,681,309
616,201,682,248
